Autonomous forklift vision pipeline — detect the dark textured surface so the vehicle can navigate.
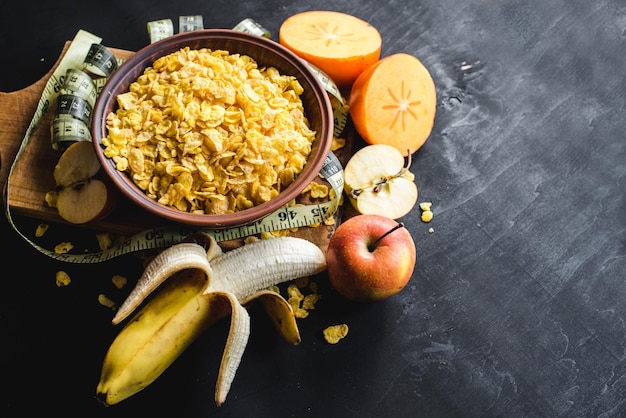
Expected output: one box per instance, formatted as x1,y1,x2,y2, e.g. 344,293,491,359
1,1,625,417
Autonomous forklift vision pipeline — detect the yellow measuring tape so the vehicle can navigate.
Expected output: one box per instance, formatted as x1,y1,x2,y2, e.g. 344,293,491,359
4,22,348,264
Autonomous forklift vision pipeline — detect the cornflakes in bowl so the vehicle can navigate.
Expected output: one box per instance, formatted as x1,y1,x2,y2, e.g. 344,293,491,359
92,29,333,228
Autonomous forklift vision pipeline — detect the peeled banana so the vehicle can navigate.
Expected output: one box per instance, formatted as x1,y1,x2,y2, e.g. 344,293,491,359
96,268,229,404
96,234,326,407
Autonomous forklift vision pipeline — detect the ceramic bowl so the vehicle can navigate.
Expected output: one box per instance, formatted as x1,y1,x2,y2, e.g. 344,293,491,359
92,29,333,228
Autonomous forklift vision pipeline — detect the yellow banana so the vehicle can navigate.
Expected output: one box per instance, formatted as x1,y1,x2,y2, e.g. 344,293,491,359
96,234,326,407
96,268,229,405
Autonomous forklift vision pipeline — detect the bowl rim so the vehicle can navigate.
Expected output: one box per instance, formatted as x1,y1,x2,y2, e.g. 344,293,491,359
92,29,334,228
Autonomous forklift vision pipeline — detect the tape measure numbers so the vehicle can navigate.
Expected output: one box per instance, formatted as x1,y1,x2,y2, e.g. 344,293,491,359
50,116,92,150
4,25,347,264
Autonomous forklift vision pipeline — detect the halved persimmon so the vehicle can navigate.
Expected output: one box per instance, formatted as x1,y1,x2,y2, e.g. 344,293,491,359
279,10,382,88
349,53,437,156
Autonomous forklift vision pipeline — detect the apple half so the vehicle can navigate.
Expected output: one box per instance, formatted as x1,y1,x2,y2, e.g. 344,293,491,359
51,141,118,224
344,144,418,219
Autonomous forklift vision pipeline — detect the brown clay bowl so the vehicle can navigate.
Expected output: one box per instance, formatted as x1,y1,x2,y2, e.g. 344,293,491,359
92,29,333,228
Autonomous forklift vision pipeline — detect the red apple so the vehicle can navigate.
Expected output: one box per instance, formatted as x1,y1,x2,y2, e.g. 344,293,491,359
326,214,416,302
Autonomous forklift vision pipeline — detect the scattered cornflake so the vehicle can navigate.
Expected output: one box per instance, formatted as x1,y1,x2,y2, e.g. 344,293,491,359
35,223,49,238
310,182,329,199
96,233,115,251
275,227,296,238
287,283,309,318
290,300,309,318
330,137,346,151
419,201,434,223
259,231,274,240
44,191,58,208
111,275,128,289
265,228,292,238
287,283,304,299
98,293,117,310
323,324,349,344
301,181,329,199
54,242,73,254
286,279,323,318
55,271,71,287
244,236,261,244
302,293,321,310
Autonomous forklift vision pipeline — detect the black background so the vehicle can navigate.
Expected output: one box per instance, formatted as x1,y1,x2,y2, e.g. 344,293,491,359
1,0,626,417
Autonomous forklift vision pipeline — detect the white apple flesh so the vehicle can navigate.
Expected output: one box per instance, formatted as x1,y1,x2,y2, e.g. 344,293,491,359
55,179,113,224
53,140,102,187
344,144,418,219
326,214,416,303
354,176,418,220
51,141,118,224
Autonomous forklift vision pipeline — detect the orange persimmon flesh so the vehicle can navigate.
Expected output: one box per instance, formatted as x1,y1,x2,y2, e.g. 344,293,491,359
279,10,382,88
349,53,437,156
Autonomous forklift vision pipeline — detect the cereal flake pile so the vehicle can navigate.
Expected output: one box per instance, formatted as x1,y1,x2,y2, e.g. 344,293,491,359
102,47,317,215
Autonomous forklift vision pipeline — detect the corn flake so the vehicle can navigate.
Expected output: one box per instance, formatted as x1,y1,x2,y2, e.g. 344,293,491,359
287,283,308,318
302,293,321,310
98,293,117,310
44,191,58,208
287,283,304,300
286,280,323,318
419,201,434,223
35,223,49,238
111,275,128,289
330,137,346,151
323,324,349,344
54,242,73,254
55,271,71,287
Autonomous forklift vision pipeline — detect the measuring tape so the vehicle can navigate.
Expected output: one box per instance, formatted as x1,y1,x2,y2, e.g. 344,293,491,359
4,24,347,264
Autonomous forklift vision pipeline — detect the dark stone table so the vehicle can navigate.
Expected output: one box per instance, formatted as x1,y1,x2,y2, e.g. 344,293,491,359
1,0,624,416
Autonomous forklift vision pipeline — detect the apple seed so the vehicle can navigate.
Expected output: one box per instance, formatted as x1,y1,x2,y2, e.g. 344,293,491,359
349,152,412,199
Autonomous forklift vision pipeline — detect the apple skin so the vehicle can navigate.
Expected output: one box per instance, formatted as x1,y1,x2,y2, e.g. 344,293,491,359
326,214,416,303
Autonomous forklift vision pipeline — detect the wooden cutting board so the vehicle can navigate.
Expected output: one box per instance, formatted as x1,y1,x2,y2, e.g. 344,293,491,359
0,41,355,250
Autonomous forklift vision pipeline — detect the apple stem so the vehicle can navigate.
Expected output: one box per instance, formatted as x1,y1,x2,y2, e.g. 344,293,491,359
397,151,412,177
369,222,405,252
